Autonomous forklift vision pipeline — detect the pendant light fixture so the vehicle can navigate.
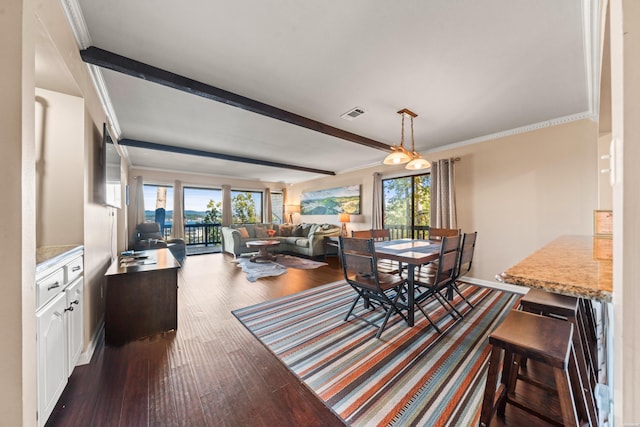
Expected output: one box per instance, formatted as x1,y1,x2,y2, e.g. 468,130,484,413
383,108,431,170
383,109,413,165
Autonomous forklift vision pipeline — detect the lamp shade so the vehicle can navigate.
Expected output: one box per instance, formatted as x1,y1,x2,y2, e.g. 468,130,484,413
338,213,351,223
383,147,411,165
285,204,300,213
405,155,431,170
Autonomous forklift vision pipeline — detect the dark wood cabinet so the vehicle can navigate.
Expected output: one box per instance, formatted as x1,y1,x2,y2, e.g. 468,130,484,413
104,248,180,346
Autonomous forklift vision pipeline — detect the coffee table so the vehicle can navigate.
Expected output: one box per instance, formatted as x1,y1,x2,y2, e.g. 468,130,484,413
246,240,280,262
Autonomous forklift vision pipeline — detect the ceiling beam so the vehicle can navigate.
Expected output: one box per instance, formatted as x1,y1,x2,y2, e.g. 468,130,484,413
81,46,392,152
118,139,336,176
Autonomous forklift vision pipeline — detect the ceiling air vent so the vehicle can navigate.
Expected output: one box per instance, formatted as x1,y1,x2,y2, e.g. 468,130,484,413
340,106,366,121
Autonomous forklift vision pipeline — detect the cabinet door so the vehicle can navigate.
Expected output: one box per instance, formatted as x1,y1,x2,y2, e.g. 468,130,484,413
36,292,68,427
65,277,83,375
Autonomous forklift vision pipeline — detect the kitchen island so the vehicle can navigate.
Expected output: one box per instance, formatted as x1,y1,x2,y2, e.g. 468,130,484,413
497,234,613,423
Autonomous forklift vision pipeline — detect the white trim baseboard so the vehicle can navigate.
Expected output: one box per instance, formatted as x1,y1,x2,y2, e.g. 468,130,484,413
459,276,529,295
76,317,104,366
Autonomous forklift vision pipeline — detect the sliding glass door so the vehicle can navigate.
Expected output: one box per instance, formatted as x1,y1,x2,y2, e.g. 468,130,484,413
382,173,430,239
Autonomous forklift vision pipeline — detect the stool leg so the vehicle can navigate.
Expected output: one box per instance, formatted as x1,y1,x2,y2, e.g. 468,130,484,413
567,344,597,426
480,345,505,427
554,365,580,427
568,317,598,423
497,350,517,416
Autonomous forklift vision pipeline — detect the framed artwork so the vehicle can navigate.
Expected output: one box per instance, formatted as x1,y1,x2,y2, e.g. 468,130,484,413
301,185,361,215
593,210,613,236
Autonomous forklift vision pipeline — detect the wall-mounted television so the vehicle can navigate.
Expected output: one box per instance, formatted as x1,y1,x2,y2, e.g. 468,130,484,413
103,123,122,208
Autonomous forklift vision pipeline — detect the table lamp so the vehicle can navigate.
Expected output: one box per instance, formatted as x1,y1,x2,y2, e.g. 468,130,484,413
338,213,350,237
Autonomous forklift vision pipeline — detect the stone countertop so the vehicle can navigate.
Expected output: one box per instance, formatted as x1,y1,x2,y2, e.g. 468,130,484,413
36,245,84,275
497,235,612,302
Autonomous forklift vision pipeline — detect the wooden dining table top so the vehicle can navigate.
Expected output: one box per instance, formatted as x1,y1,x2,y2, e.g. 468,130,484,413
374,238,442,265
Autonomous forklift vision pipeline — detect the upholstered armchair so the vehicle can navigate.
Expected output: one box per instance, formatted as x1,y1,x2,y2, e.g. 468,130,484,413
133,222,186,264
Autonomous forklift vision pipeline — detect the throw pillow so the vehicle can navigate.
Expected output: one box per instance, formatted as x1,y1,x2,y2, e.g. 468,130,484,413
236,227,250,238
255,226,268,238
301,223,314,236
292,225,304,237
279,226,292,237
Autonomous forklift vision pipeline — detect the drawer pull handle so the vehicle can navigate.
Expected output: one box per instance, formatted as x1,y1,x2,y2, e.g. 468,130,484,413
47,282,60,291
71,299,79,305
72,266,81,272
64,306,74,312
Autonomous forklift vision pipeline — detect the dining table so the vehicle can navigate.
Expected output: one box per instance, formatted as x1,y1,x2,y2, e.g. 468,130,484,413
374,238,442,326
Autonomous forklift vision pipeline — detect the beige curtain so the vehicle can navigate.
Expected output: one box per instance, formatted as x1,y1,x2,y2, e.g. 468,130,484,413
265,188,272,223
430,159,457,228
372,172,383,229
172,180,184,239
127,176,145,246
222,184,232,226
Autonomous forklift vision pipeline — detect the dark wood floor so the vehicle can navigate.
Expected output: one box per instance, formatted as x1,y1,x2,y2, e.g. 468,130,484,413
47,252,560,427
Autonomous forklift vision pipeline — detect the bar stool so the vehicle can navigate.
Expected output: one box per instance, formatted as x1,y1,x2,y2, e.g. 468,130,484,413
479,310,594,427
519,289,598,423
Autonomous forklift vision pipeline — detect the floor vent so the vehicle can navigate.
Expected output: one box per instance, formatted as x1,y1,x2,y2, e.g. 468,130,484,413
340,106,366,120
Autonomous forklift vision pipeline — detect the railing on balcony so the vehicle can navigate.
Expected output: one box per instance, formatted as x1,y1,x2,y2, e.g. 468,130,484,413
385,225,430,240
160,223,222,246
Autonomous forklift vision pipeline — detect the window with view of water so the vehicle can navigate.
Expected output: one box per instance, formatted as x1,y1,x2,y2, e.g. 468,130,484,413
270,192,284,224
382,173,430,239
183,187,223,224
231,190,263,224
143,184,174,237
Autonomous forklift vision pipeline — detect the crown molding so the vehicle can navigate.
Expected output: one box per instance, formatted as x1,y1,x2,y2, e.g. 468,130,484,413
59,0,123,141
425,111,597,156
59,0,91,49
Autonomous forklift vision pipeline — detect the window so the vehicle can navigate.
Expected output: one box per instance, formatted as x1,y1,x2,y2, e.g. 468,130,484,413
382,173,430,238
183,187,222,224
231,190,263,224
143,184,174,225
270,191,284,224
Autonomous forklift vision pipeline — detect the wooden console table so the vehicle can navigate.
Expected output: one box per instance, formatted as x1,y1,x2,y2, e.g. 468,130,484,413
104,248,180,346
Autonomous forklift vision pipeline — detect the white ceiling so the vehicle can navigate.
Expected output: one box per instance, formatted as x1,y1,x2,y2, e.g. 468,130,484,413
52,0,596,184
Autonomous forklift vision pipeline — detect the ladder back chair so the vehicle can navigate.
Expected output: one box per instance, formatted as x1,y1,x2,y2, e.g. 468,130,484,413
352,229,401,276
339,237,408,339
449,232,478,310
414,234,463,332
428,227,461,240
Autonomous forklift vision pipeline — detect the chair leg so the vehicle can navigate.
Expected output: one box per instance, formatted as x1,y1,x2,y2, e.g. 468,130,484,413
452,281,475,309
415,301,442,333
344,294,361,321
434,289,462,320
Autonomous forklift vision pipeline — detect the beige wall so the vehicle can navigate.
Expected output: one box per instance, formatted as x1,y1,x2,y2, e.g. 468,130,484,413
130,168,286,192
291,119,599,282
35,88,84,247
2,0,37,425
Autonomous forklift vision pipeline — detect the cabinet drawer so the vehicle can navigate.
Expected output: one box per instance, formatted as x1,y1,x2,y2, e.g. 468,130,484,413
37,269,65,309
65,256,83,283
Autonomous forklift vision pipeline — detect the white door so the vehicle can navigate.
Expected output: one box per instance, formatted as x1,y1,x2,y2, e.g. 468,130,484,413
36,292,68,427
65,277,83,375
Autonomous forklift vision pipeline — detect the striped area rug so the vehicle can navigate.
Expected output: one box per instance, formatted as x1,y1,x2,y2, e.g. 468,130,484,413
232,280,518,426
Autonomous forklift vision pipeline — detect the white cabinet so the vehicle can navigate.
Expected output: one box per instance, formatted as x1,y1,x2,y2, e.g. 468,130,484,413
65,277,83,376
36,250,84,427
36,292,68,427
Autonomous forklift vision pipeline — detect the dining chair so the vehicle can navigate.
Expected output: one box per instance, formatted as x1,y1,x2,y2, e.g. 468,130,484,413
428,227,461,240
414,234,463,332
352,229,402,276
339,237,408,338
449,232,477,310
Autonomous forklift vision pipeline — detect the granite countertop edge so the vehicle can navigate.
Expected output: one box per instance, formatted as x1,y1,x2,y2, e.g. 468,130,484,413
36,245,84,275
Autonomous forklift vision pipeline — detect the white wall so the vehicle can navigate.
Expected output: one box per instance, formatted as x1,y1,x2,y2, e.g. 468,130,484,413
290,119,598,282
